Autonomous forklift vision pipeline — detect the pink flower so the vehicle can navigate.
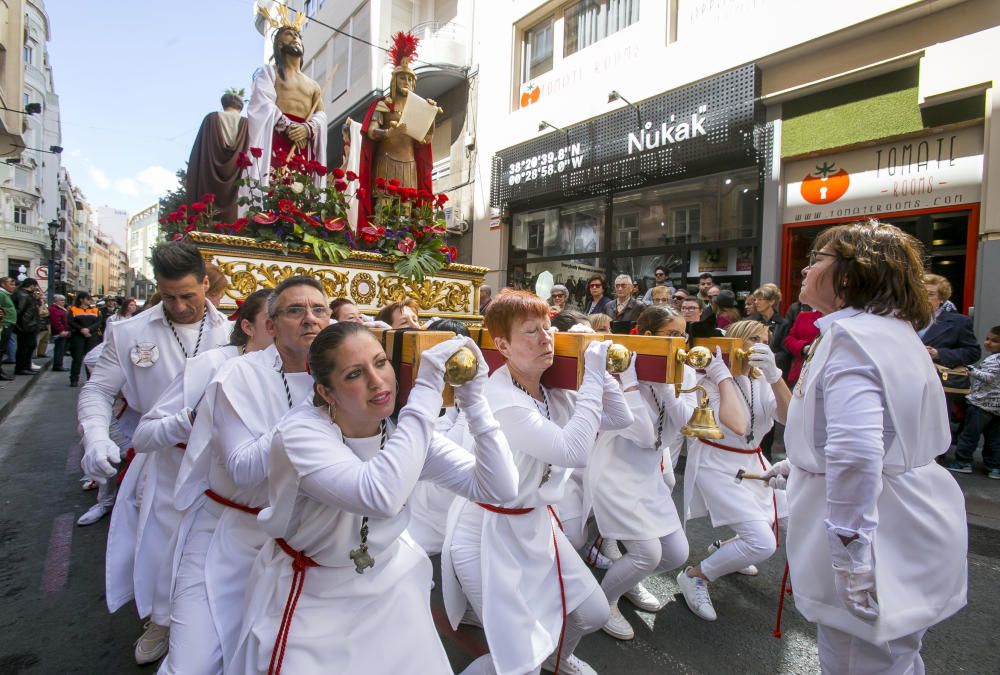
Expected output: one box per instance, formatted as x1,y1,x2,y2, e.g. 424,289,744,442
324,217,346,232
398,237,416,254
252,212,278,225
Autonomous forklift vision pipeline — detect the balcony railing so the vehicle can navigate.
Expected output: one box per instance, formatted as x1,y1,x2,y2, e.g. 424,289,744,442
409,21,470,71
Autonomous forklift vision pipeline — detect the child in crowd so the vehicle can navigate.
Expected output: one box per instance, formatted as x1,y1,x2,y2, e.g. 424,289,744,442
947,325,1000,478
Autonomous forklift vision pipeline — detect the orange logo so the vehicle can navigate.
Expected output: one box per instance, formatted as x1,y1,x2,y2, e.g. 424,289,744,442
520,83,540,108
800,162,850,205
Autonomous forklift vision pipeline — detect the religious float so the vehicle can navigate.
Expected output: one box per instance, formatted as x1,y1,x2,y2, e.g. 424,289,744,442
171,8,485,320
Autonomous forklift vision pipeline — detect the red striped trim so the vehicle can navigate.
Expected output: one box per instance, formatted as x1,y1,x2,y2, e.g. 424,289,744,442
476,503,534,515
701,439,761,455
204,489,261,515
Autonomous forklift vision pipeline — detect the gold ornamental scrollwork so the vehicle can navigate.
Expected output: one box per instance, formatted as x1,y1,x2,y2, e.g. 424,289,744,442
350,272,377,305
216,260,348,304
377,276,472,314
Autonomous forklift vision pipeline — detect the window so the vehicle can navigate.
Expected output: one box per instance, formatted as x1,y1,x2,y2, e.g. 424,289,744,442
669,205,700,243
14,167,30,190
564,0,640,56
23,41,33,65
349,3,370,88
13,206,28,225
331,31,348,99
511,199,604,258
522,17,554,83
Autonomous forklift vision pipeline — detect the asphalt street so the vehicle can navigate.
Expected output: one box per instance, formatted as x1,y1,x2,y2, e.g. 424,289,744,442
2,367,999,674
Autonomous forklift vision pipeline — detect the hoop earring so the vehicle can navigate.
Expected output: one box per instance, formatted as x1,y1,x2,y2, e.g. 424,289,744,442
328,403,337,424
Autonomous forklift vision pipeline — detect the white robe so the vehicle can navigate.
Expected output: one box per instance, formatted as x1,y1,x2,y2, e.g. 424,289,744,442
245,64,327,193
683,371,787,528
441,365,630,675
408,408,469,555
77,302,231,617
233,400,518,675
585,368,697,541
784,309,967,644
167,344,314,670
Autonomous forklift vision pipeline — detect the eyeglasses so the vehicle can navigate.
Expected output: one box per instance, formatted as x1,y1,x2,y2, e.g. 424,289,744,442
655,271,666,277
589,283,602,289
551,293,566,298
807,250,837,267
277,305,332,320
681,306,700,313
662,329,686,338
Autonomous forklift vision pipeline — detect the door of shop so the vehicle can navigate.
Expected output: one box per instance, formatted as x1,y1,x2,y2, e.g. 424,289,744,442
782,205,978,313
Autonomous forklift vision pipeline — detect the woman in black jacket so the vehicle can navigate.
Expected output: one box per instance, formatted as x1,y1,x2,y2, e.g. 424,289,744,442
68,292,102,386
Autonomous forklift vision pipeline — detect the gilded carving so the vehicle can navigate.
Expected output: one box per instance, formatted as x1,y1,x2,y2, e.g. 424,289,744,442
377,276,472,313
214,259,348,303
350,272,377,305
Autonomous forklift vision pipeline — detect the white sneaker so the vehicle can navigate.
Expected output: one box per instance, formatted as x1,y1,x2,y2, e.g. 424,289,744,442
623,582,663,612
599,538,622,562
30,363,41,371
76,502,110,526
602,602,634,641
706,539,759,576
134,621,169,664
542,652,598,675
677,568,717,621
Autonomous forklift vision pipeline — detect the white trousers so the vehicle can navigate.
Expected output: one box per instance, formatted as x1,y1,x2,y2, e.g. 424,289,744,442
817,624,926,675
157,511,221,675
601,530,689,604
700,518,780,582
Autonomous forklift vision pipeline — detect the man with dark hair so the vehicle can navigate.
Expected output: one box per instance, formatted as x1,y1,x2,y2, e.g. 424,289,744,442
156,275,324,671
77,239,231,665
698,273,715,301
0,276,16,380
642,265,674,304
186,90,250,223
12,278,41,375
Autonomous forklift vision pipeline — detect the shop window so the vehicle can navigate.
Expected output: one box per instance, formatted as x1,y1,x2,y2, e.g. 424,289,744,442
511,198,604,258
509,258,604,306
564,0,640,56
522,17,554,83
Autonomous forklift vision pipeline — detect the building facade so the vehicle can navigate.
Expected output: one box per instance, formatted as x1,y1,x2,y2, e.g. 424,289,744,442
0,0,27,159
91,231,111,296
126,203,159,303
469,0,1000,334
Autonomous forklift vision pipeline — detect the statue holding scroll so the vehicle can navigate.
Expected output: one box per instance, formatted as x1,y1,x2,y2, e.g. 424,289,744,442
357,31,441,229
247,5,327,187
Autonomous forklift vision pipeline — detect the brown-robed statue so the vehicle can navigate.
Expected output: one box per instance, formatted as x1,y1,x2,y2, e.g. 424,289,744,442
186,90,249,223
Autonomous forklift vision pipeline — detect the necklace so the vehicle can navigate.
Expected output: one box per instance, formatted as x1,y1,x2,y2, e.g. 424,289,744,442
647,385,665,450
512,376,553,485
278,368,294,409
349,420,386,574
793,334,824,398
735,377,756,445
166,306,207,359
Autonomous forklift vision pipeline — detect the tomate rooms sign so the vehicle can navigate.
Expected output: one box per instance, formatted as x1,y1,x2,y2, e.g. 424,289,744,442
783,126,984,223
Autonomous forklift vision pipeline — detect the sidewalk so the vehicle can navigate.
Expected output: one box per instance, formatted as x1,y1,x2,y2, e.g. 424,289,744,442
0,355,53,424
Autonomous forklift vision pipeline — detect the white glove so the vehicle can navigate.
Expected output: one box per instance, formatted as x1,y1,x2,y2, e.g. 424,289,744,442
81,437,122,482
451,339,489,411
827,530,879,621
762,458,790,490
365,320,392,330
619,352,638,390
704,347,733,385
749,343,782,384
583,340,612,380
415,337,466,392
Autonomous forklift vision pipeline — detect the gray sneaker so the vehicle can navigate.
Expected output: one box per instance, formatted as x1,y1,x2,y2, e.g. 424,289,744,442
134,621,169,665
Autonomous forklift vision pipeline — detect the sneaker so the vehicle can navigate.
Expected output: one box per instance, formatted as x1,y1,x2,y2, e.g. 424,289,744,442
542,652,597,675
581,545,613,570
989,468,1000,480
81,479,98,491
29,363,40,371
945,462,973,474
134,621,169,664
76,502,110,526
602,602,634,640
599,537,623,563
677,568,717,621
706,539,758,576
623,582,663,612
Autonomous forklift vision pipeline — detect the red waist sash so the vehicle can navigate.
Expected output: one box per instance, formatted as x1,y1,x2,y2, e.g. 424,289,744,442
204,489,261,516
268,538,320,675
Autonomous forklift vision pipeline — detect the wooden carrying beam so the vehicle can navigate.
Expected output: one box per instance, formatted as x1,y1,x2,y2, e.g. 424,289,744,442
470,328,687,388
693,337,750,376
370,329,457,407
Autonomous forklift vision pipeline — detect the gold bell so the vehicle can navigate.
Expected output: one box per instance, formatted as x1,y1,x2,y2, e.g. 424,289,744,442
679,385,725,439
606,343,631,374
444,347,478,386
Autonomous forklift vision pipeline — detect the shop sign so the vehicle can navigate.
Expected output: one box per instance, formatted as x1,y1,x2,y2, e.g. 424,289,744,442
784,126,983,222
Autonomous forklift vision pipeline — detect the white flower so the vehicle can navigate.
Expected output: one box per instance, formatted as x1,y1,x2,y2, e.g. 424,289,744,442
290,182,304,194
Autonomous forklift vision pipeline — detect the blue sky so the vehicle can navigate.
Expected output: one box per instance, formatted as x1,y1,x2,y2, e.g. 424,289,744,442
47,0,267,245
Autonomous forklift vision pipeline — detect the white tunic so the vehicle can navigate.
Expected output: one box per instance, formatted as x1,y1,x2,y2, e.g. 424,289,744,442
683,371,787,528
784,308,967,643
234,400,518,675
585,367,697,540
407,408,469,555
170,344,314,667
77,302,231,615
441,365,631,675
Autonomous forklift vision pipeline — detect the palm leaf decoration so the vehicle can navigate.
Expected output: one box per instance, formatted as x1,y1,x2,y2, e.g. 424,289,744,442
393,249,445,282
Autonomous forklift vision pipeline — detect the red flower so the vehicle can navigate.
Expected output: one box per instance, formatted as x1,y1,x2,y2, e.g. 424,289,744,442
250,147,263,158
449,245,459,261
236,152,252,169
201,193,216,204
332,167,345,180
387,184,400,195
345,170,358,182
324,217,346,232
361,224,385,238
374,177,387,189
190,202,207,213
171,233,184,241
178,204,188,213
277,199,295,213
357,187,367,202
183,223,196,233
435,193,449,207
312,162,328,175
388,178,401,188
277,214,296,224
398,237,416,255
232,217,250,233
252,212,278,225
334,180,348,192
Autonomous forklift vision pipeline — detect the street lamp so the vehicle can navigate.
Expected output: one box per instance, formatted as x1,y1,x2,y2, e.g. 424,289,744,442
608,90,642,127
47,219,59,305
